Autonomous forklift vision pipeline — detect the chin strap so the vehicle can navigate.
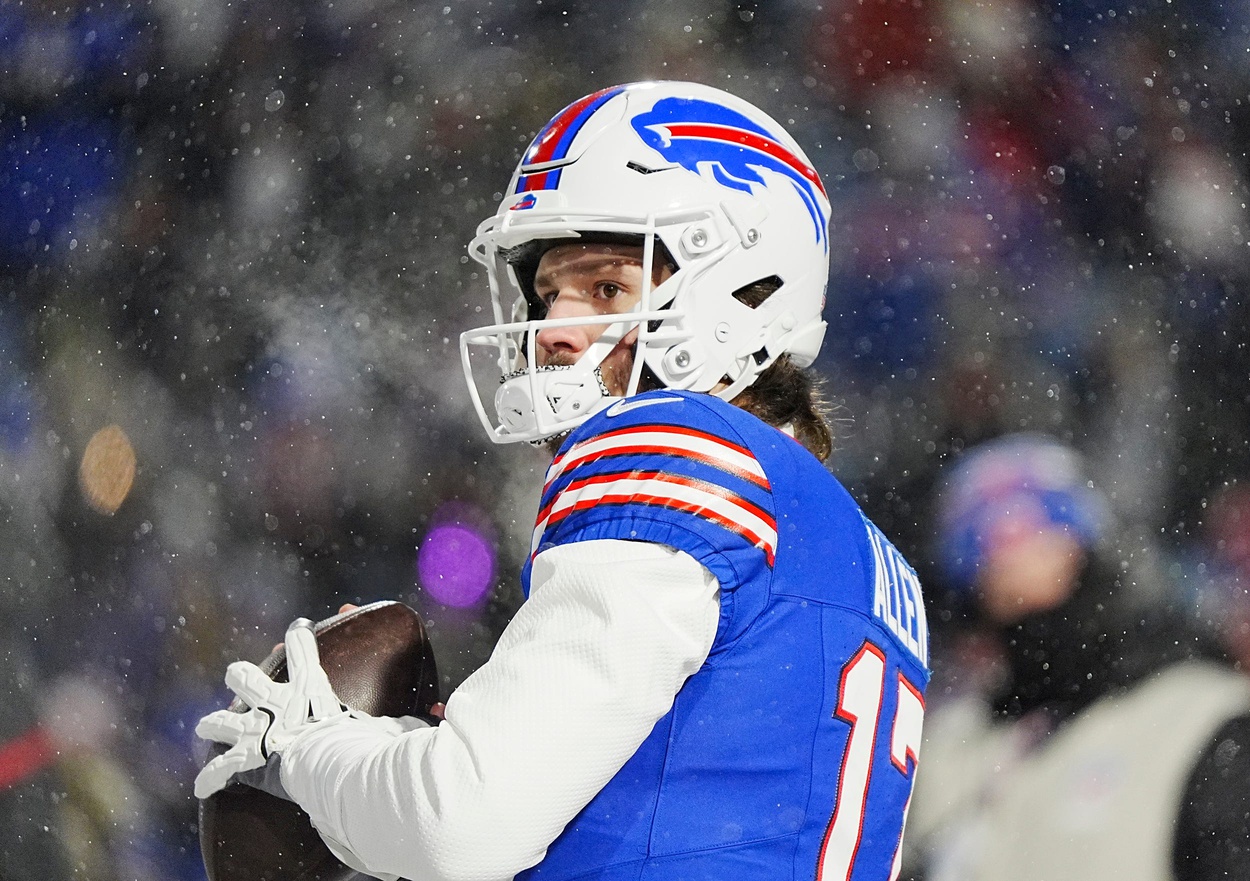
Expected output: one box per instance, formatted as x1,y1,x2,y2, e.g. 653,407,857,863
494,314,634,441
715,365,757,404
495,363,612,439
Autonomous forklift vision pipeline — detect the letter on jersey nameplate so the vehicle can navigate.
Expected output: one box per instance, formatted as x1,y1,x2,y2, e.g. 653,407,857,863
865,520,928,666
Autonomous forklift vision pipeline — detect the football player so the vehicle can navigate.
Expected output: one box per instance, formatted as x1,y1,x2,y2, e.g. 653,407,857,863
196,81,930,881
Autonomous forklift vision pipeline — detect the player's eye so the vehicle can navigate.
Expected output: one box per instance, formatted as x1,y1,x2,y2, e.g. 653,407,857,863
595,282,624,300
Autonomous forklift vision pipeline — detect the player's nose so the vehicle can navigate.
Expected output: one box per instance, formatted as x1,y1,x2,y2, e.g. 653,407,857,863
536,291,598,358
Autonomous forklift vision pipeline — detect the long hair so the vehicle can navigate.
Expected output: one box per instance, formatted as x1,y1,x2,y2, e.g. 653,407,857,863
731,355,835,462
723,277,836,461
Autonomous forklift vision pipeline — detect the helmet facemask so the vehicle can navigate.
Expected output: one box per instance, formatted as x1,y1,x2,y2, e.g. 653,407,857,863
461,211,693,444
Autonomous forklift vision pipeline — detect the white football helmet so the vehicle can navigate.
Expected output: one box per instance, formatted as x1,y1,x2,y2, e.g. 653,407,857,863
460,81,832,444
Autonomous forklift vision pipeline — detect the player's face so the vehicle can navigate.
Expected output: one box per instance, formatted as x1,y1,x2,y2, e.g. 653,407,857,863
975,523,1085,625
532,243,671,396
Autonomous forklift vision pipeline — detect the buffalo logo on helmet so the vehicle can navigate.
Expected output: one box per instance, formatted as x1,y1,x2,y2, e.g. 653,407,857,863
630,97,829,247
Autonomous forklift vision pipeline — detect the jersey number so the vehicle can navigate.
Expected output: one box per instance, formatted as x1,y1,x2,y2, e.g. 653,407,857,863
817,641,924,881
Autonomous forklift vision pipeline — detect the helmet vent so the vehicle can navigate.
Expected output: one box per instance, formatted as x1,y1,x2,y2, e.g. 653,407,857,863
731,276,784,309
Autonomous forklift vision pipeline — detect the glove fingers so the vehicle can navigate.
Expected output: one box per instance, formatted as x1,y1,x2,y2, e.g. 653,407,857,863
197,706,272,743
194,742,266,799
195,709,251,745
284,620,326,691
225,661,282,709
284,620,341,721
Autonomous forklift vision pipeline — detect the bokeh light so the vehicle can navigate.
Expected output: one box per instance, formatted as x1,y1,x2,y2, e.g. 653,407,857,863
79,424,136,515
417,514,496,608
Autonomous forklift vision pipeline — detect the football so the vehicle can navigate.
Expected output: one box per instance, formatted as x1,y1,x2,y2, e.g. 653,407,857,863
198,600,440,881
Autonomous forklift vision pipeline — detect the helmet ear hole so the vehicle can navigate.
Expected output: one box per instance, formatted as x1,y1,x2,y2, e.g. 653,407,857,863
731,276,784,309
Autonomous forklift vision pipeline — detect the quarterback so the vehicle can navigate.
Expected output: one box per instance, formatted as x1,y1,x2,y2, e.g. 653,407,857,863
196,81,929,881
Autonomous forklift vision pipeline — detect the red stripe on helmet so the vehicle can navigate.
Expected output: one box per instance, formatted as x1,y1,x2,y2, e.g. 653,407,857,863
663,122,827,197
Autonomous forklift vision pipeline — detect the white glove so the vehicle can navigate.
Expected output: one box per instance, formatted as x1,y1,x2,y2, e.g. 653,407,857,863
194,618,346,799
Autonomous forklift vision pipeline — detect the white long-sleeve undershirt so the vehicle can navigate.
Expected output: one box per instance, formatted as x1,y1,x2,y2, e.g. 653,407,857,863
280,538,721,881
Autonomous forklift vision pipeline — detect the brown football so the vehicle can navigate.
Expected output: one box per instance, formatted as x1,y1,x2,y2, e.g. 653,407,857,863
198,600,440,881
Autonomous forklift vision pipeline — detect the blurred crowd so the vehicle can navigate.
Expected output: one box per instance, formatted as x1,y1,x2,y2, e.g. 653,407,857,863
2,0,1249,878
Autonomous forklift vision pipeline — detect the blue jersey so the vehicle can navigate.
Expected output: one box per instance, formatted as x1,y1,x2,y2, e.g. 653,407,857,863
519,391,929,881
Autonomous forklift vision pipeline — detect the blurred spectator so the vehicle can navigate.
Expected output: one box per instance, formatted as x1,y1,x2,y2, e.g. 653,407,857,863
1184,484,1250,672
904,434,1250,881
0,672,73,880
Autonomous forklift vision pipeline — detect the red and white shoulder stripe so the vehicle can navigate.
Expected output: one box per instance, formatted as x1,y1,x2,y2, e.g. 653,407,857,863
533,424,777,564
543,425,770,494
